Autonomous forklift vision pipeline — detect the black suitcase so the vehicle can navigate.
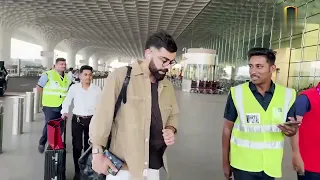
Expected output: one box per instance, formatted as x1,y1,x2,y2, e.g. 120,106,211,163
44,118,67,180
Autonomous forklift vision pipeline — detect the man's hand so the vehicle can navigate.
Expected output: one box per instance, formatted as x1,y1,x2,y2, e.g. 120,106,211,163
92,153,118,175
162,128,175,146
61,113,68,119
223,162,232,180
292,152,304,175
277,117,300,137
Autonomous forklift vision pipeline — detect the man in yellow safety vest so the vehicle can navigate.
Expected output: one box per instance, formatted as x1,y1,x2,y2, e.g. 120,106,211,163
36,58,72,153
221,47,300,180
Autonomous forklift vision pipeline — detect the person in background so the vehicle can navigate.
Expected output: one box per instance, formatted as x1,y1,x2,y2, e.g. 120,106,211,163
73,69,80,83
68,67,74,82
291,83,320,180
222,47,299,180
36,58,71,153
61,65,101,180
89,31,179,180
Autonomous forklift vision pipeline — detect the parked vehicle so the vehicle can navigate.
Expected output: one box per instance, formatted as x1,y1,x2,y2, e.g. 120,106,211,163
0,71,8,96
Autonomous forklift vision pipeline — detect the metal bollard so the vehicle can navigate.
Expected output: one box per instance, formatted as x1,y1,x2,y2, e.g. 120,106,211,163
12,97,24,135
33,88,40,114
25,92,34,122
0,105,3,154
98,78,101,87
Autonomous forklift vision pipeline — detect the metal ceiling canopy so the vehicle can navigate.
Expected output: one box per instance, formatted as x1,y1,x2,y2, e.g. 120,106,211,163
0,0,211,60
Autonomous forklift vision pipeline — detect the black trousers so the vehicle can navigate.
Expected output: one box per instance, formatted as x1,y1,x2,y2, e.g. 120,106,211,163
72,115,92,173
298,171,320,180
232,167,274,180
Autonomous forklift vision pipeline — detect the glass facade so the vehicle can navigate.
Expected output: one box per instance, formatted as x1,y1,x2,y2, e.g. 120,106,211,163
176,0,320,91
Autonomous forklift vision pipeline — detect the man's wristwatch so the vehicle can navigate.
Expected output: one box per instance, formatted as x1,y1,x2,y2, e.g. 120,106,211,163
92,148,104,154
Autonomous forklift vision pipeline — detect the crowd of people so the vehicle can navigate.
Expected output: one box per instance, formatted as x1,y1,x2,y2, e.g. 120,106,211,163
36,31,319,180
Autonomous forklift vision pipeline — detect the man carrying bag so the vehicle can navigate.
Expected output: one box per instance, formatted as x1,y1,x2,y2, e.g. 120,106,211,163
82,31,180,180
78,65,132,180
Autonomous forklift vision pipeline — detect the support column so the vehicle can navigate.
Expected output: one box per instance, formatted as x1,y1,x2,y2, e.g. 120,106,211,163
41,44,55,70
67,50,76,68
230,67,239,81
92,55,99,70
0,27,12,63
81,54,90,66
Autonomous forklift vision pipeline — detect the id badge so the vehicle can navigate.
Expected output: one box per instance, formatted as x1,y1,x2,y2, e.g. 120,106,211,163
245,113,261,124
272,107,282,120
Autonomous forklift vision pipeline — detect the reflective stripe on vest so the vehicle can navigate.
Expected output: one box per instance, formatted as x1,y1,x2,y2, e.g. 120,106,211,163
230,136,284,149
230,83,296,178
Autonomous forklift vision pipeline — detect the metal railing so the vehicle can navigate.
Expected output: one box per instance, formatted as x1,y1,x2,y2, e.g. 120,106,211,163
92,77,106,88
0,77,107,154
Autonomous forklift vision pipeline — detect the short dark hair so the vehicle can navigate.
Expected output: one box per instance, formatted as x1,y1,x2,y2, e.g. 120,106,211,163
69,67,73,71
145,30,177,53
80,65,93,73
248,47,276,65
55,58,66,64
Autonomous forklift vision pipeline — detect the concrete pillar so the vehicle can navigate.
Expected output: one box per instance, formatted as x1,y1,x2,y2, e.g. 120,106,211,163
230,67,239,81
81,54,90,66
0,27,12,63
92,56,99,70
41,44,55,70
67,50,76,68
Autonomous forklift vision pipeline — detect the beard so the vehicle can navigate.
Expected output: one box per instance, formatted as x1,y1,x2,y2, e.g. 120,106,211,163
149,58,168,81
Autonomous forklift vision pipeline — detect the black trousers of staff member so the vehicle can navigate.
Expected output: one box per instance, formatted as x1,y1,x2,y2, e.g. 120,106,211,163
232,167,275,180
72,114,92,173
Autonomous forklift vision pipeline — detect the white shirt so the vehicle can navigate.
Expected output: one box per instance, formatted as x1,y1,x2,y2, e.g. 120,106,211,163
67,71,73,81
61,83,101,116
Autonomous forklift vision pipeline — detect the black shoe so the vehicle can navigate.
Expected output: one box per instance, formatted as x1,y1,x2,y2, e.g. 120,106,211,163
73,172,81,180
38,144,45,153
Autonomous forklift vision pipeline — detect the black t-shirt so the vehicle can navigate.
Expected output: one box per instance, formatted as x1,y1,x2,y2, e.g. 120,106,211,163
149,82,167,169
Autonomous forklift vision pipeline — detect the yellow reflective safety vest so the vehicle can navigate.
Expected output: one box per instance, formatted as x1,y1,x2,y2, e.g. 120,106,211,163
230,82,296,178
42,70,71,107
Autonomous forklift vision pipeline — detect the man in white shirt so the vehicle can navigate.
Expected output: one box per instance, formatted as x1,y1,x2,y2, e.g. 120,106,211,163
67,67,74,82
61,65,101,180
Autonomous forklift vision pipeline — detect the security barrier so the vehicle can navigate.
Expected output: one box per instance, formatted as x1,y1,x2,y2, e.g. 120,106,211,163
11,97,24,135
92,77,106,89
0,77,108,154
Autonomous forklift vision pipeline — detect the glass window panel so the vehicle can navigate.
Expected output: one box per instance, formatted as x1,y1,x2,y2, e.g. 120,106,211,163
299,77,315,89
306,1,320,17
291,35,303,48
290,48,302,62
303,29,319,46
289,62,299,76
312,76,320,86
289,61,316,76
287,76,297,88
271,42,279,49
288,76,315,90
310,61,320,77
302,45,318,61
305,19,319,31
271,29,281,41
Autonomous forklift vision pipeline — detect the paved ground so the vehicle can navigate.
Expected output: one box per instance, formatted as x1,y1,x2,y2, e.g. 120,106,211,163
0,90,298,180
